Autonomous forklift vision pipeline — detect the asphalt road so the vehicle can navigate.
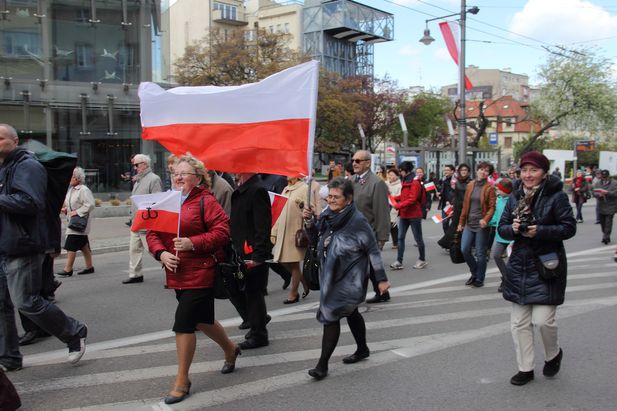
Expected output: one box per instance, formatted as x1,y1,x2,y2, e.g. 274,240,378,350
8,201,617,411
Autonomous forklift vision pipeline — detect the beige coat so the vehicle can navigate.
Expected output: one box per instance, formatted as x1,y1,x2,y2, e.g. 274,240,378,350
64,184,95,236
271,181,315,263
387,178,402,224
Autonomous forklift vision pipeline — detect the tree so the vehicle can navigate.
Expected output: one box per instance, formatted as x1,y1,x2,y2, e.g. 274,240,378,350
173,29,304,86
402,92,453,147
518,49,617,155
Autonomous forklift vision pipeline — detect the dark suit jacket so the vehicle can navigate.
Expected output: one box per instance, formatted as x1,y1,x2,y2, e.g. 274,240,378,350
231,175,273,263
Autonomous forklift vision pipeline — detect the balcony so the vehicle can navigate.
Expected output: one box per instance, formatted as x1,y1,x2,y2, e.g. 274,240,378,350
212,9,248,26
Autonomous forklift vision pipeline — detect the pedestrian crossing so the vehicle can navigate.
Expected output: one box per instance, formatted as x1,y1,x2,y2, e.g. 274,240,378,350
11,246,617,410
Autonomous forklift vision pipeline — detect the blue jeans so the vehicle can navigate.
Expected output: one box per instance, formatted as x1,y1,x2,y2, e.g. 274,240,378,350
461,227,489,283
2,254,84,346
397,218,425,263
0,257,21,368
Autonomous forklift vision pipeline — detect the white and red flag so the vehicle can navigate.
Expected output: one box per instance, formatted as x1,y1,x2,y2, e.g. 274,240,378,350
438,21,473,90
424,181,436,192
130,190,182,234
269,191,288,228
432,214,445,224
138,61,319,177
444,204,454,215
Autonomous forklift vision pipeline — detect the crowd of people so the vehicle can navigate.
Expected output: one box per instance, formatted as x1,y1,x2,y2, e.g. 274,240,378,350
2,117,617,405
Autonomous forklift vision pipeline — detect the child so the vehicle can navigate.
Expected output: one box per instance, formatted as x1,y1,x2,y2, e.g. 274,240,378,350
489,178,513,292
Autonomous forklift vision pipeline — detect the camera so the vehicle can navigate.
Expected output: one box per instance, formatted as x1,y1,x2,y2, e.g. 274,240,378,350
519,223,529,233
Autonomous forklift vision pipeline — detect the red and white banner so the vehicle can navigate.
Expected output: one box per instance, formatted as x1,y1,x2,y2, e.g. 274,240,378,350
438,21,473,90
269,191,288,228
131,190,182,234
424,181,436,192
138,61,320,177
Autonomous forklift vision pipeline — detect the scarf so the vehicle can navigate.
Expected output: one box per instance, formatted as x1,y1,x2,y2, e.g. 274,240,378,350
575,176,583,188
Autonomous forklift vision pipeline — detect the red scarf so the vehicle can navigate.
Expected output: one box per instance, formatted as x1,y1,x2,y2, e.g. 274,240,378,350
575,176,583,188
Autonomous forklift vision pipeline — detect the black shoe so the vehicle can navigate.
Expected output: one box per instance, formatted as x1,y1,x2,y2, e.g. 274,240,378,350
510,370,534,386
302,289,310,299
221,346,242,374
122,276,143,284
18,331,38,346
497,283,503,293
282,276,291,290
56,270,73,277
164,382,191,405
342,348,370,364
239,338,269,350
0,362,22,372
308,367,328,380
283,294,300,304
67,325,88,364
52,280,62,292
366,292,390,304
238,321,250,330
77,267,95,275
241,315,271,335
543,348,563,377
471,281,484,288
465,276,476,286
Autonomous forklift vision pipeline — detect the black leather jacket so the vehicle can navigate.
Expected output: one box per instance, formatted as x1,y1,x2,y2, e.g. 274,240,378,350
0,148,48,256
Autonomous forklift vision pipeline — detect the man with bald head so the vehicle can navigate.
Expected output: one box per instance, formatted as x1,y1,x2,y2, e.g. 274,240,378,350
0,124,87,371
351,150,391,303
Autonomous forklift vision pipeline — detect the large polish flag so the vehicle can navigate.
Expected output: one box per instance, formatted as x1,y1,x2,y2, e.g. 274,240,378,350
130,190,182,234
439,21,473,90
138,61,319,177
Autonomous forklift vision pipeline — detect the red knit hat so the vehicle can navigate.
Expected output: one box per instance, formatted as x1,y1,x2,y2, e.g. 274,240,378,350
519,151,550,173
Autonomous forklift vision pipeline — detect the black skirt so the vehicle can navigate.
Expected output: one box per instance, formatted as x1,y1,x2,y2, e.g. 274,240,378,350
64,234,89,252
173,288,215,333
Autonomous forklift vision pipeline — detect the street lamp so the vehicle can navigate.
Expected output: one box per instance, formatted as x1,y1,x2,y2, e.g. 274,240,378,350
420,2,479,165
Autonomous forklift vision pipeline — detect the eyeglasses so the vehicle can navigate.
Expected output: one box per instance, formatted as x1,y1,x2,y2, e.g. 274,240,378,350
352,159,369,163
327,194,344,200
132,162,144,168
173,172,197,179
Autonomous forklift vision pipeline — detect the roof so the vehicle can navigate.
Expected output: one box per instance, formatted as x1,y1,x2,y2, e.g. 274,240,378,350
463,96,541,133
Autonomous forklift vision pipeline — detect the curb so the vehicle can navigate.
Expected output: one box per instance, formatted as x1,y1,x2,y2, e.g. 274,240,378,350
56,244,130,260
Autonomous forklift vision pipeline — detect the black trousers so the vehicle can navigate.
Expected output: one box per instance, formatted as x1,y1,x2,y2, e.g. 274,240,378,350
600,213,614,241
269,263,291,283
227,263,269,342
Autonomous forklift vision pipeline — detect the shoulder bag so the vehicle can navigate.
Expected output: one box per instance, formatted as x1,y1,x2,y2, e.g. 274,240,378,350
67,189,88,232
535,251,565,281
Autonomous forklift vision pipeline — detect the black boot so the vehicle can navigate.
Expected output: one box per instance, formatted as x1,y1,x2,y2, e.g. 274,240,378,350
510,370,534,386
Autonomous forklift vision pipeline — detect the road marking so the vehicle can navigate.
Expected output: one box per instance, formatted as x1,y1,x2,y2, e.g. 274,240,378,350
61,297,617,410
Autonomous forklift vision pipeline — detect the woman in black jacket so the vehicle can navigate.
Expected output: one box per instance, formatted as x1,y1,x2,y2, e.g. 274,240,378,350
498,152,576,386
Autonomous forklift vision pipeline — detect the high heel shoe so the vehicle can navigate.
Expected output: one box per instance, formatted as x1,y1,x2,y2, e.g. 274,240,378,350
221,345,242,374
164,381,191,404
302,289,310,299
283,294,300,304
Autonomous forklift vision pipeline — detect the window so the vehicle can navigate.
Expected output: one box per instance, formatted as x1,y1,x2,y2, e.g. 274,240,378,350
75,43,94,70
213,2,237,20
2,31,41,56
504,137,512,149
284,23,290,33
276,24,281,33
269,25,274,33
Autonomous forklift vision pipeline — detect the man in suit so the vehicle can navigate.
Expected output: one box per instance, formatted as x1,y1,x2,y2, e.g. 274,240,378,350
351,150,391,303
229,173,273,349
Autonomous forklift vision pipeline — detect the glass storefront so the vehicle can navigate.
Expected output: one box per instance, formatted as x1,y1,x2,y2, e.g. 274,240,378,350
0,0,166,193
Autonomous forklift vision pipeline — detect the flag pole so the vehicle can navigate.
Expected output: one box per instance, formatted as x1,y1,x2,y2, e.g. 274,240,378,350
305,61,319,215
174,191,182,272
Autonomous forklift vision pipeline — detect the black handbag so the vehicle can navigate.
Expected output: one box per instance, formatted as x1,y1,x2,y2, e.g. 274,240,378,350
535,251,565,281
449,232,466,264
68,214,88,232
302,243,320,290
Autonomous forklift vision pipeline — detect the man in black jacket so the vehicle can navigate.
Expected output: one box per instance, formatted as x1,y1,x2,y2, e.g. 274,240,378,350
0,124,87,371
437,164,455,234
229,173,273,349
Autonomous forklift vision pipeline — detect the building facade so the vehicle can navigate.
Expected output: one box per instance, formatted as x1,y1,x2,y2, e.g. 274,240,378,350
442,65,530,103
0,0,167,193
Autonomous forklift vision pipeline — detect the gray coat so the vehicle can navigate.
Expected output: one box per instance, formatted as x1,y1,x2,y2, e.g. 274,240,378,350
308,204,387,324
131,168,163,214
209,172,232,216
352,170,390,242
593,178,617,215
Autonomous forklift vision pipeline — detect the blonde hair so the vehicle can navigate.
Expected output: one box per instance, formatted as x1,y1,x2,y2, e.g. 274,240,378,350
166,153,178,167
176,152,211,189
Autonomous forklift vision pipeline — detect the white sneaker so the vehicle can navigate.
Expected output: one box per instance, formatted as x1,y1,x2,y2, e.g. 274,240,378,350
67,325,87,364
413,260,428,269
390,261,404,270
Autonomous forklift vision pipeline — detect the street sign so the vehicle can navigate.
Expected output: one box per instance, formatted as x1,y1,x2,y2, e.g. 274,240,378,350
489,132,498,145
575,140,595,151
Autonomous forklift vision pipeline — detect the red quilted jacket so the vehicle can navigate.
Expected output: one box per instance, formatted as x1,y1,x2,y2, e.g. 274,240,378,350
393,177,424,219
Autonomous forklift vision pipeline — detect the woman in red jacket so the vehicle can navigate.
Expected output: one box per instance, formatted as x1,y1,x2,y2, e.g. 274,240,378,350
390,161,428,270
146,154,239,404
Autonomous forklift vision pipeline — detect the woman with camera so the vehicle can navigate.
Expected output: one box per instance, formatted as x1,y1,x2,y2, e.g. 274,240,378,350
498,151,576,386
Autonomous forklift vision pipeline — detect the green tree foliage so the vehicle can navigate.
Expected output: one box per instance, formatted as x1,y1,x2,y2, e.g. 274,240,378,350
173,29,304,86
401,92,453,147
519,49,617,154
